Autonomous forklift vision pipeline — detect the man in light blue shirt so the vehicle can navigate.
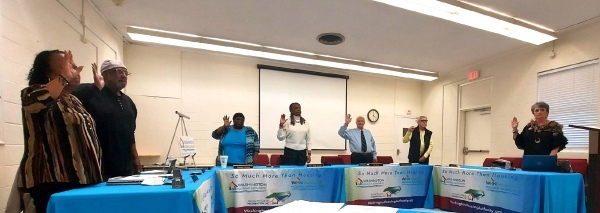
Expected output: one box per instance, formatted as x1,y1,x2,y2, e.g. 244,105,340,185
338,114,378,164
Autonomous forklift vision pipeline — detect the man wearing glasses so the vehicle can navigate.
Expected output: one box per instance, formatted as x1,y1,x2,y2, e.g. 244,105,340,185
73,60,140,179
402,116,433,164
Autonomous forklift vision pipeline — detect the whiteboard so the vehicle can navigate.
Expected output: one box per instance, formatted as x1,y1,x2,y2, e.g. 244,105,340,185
259,66,347,150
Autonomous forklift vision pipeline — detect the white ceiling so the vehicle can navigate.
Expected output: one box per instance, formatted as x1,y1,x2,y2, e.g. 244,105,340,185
91,0,600,76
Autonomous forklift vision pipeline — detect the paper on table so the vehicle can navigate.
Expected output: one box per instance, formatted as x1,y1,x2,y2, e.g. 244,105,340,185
337,205,398,213
141,177,165,186
263,200,344,213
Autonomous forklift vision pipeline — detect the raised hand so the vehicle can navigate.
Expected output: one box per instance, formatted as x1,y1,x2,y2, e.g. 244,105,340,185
511,117,519,130
223,115,231,127
61,50,83,81
280,114,288,125
92,63,104,89
408,126,415,132
344,114,352,125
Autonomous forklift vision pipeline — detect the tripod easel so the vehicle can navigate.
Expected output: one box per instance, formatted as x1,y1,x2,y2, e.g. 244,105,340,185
163,111,191,170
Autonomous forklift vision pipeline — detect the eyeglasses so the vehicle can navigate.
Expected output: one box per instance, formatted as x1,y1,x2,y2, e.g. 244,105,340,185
419,120,429,122
114,68,131,76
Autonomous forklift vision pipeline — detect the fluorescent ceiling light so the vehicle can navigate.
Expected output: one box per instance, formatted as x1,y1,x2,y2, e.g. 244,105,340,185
458,1,554,32
129,26,200,38
374,0,556,45
128,32,437,81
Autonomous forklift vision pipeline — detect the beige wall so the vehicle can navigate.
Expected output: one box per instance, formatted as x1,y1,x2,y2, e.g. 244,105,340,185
423,20,600,165
0,0,124,211
126,44,424,166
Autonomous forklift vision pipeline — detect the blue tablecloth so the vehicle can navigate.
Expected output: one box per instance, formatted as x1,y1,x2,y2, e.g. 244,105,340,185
47,170,215,213
434,166,586,213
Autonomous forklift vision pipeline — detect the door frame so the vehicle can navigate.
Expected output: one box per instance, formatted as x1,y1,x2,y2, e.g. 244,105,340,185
395,115,417,163
456,77,493,165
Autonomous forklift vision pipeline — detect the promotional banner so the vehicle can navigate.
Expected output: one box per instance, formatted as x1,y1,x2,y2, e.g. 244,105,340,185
193,175,215,213
217,167,344,213
179,136,196,156
344,165,433,209
433,167,541,213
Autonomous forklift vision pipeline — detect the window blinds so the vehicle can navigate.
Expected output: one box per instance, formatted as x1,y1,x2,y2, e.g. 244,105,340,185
537,59,599,148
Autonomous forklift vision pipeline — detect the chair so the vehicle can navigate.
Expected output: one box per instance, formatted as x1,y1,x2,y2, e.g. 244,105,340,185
256,154,269,166
337,155,351,164
483,158,497,167
321,156,345,165
377,156,394,164
500,157,522,168
270,154,282,166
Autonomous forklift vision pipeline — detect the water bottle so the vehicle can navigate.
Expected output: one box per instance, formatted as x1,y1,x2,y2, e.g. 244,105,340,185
505,161,512,169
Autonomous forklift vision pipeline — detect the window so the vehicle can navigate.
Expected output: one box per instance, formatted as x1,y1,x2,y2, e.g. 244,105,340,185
537,59,599,149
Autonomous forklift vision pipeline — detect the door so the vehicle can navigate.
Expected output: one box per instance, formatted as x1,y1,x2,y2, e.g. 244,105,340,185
462,109,491,165
395,115,416,163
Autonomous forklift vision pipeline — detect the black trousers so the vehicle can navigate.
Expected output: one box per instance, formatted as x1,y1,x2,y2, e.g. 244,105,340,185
29,182,85,213
281,147,307,166
351,153,374,164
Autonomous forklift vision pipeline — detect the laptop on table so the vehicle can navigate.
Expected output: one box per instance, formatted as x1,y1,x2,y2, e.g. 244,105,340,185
521,155,557,172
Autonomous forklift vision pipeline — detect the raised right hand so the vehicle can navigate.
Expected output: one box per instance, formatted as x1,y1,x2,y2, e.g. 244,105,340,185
511,117,519,130
280,114,288,125
408,126,415,132
92,63,104,89
223,115,231,127
344,114,352,125
61,50,83,81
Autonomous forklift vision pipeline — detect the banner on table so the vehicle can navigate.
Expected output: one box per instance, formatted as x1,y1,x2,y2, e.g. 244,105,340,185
344,165,432,209
433,167,538,213
217,168,343,213
193,175,215,213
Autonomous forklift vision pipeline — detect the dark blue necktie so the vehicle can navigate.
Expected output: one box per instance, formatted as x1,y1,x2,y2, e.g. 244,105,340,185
361,130,367,152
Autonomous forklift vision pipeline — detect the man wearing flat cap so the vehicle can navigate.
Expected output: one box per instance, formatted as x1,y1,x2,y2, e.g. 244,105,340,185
73,60,140,179
211,113,260,165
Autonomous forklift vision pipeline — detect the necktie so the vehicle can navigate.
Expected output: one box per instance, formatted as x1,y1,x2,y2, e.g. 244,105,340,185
361,130,367,152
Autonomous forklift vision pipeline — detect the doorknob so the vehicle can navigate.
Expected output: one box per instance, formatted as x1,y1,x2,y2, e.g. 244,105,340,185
396,149,400,155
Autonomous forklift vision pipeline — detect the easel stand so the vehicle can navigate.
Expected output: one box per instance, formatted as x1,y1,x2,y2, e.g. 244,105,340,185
164,111,190,170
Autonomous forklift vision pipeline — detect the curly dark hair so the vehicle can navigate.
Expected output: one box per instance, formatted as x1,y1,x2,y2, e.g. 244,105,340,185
289,102,306,126
27,50,63,86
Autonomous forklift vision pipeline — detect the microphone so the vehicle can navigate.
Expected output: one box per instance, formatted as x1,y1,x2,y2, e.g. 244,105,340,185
191,153,197,168
175,111,190,119
182,154,191,170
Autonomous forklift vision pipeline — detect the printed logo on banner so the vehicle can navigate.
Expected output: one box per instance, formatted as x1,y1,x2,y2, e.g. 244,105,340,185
401,174,425,185
227,181,267,193
245,191,292,206
290,177,323,190
439,175,466,187
355,178,384,188
484,177,520,193
464,189,486,201
265,191,292,204
383,186,402,197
